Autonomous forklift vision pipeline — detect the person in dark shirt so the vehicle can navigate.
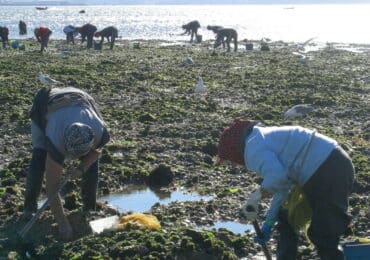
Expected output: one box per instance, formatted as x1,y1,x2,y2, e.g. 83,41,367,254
95,26,118,50
0,26,9,49
19,20,27,35
181,20,200,43
78,23,97,49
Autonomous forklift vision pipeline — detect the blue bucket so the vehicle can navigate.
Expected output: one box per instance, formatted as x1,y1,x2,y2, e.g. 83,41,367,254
342,242,370,260
245,43,253,50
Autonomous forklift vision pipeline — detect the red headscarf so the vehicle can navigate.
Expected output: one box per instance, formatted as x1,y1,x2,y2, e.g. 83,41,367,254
218,119,254,165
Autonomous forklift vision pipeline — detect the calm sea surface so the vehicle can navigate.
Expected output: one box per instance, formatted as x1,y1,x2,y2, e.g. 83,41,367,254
0,4,369,44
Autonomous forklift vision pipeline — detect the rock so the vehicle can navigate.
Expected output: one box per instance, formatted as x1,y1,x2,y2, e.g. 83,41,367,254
146,164,174,187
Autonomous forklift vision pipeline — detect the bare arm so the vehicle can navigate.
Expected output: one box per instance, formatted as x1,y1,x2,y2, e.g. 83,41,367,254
79,149,101,172
45,153,70,229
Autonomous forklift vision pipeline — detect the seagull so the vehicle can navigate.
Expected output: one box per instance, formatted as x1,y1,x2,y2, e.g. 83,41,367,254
292,51,307,62
297,37,317,53
185,56,194,65
194,76,206,93
38,72,61,84
284,104,315,119
292,37,317,62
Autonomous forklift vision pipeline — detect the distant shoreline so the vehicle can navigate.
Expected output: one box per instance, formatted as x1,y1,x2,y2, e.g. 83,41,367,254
1,3,370,6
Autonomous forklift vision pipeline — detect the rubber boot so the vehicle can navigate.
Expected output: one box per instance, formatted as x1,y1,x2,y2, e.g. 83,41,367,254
23,148,47,213
276,209,299,260
81,160,99,211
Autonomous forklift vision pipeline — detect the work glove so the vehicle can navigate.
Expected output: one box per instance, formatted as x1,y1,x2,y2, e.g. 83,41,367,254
254,219,275,245
240,188,262,221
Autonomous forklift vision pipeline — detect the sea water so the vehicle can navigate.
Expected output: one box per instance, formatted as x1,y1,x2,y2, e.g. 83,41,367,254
0,4,370,44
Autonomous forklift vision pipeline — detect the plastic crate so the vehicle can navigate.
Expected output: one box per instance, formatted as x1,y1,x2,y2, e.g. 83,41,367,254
342,242,370,260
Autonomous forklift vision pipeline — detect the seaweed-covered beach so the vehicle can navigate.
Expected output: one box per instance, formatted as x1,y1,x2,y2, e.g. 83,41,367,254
0,39,369,259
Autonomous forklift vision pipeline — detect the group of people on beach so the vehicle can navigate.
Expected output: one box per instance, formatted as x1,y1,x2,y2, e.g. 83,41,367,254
0,20,119,52
181,20,238,52
23,86,354,260
0,19,240,53
10,17,354,260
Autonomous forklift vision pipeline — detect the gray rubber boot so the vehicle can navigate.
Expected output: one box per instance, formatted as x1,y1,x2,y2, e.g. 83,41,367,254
23,148,46,213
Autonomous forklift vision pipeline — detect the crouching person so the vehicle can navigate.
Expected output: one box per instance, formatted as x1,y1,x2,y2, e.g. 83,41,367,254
23,86,110,241
217,119,354,260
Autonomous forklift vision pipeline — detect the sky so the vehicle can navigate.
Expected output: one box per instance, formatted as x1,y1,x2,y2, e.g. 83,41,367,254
1,0,370,4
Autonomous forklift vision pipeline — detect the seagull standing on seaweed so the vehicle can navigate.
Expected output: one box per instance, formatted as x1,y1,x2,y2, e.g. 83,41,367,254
284,104,315,119
292,37,317,62
38,72,62,85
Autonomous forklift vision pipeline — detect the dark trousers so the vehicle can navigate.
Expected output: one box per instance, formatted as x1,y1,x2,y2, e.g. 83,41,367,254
40,36,50,52
24,148,99,212
24,148,46,212
81,160,99,211
87,34,94,49
66,32,74,44
277,147,354,260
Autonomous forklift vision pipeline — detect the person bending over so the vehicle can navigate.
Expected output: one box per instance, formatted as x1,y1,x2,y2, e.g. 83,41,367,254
217,119,354,260
63,25,78,45
214,28,238,52
95,26,118,50
34,26,52,53
181,20,200,43
78,23,97,49
23,86,110,241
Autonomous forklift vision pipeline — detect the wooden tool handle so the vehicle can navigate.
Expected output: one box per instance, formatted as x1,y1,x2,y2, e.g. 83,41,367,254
253,220,272,260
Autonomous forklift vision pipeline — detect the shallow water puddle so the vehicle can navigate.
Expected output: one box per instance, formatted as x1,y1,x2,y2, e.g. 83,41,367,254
198,220,254,235
98,185,214,213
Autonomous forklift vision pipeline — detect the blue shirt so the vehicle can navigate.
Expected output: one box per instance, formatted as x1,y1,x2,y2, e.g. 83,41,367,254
243,125,337,220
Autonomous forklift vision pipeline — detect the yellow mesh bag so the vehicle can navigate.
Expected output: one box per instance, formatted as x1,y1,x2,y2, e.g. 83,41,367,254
283,185,312,241
115,213,161,230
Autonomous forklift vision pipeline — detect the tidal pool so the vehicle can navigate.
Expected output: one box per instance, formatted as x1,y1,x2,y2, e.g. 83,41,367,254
199,220,254,235
98,185,253,234
97,185,214,213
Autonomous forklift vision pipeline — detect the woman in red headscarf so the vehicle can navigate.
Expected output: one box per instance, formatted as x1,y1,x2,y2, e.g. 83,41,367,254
217,119,354,260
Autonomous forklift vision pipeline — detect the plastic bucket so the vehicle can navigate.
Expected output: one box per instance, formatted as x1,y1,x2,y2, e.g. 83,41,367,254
245,43,253,50
342,242,370,259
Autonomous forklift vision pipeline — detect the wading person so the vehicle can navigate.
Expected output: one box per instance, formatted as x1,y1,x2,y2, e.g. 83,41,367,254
78,23,97,49
181,20,200,43
34,26,52,53
0,26,10,49
19,20,27,35
94,26,118,50
217,119,354,260
63,25,77,45
23,86,110,241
